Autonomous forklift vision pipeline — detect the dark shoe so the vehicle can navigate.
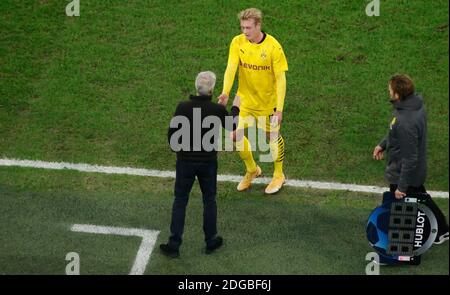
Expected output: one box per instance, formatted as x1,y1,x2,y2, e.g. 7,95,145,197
205,236,223,254
160,243,179,258
434,231,449,245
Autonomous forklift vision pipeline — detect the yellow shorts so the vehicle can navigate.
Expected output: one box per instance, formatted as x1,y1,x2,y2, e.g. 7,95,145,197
237,109,280,134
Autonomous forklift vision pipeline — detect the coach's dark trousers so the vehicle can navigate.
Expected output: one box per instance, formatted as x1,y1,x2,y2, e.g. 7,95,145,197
169,160,218,250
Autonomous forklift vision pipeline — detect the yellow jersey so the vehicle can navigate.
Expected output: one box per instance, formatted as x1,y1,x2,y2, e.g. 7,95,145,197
227,33,288,115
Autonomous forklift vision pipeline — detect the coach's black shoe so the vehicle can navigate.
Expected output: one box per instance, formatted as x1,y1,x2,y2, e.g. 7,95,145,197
160,243,180,258
434,231,449,245
205,236,223,254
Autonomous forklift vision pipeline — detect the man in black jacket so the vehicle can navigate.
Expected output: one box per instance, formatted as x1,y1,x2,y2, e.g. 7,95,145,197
160,71,239,258
373,74,449,245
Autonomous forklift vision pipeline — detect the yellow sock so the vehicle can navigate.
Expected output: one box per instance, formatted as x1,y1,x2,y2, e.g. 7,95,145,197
269,135,285,177
236,136,257,173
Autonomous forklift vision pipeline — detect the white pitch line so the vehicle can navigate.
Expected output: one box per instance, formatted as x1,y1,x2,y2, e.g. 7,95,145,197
71,224,160,275
0,157,448,198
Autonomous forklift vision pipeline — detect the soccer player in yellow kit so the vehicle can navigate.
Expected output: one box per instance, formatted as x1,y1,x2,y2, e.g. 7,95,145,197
218,8,288,194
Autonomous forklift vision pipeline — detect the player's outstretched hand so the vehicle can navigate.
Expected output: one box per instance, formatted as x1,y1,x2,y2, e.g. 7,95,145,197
218,93,229,106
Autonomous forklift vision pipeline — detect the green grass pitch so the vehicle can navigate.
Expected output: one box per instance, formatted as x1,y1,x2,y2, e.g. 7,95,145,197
0,0,448,274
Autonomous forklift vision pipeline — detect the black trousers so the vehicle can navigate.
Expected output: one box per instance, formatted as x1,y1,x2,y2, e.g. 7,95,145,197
389,184,449,236
168,159,218,250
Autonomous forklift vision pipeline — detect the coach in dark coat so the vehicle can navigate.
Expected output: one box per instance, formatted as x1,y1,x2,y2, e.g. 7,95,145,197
160,71,239,258
373,74,449,244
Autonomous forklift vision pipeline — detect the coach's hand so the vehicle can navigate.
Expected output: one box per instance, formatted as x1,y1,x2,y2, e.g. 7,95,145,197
271,111,283,127
218,93,229,106
372,145,384,160
395,189,406,199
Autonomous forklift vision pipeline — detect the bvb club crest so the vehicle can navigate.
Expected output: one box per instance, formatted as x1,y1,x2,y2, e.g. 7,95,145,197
260,49,267,60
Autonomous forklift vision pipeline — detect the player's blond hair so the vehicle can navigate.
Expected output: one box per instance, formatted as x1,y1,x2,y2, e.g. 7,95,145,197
238,8,262,25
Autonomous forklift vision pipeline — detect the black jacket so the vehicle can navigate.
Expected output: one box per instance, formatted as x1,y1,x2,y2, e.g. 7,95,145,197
168,95,239,162
379,93,427,192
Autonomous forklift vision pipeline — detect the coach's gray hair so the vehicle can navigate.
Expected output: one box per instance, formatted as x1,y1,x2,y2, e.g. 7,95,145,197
195,71,216,96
